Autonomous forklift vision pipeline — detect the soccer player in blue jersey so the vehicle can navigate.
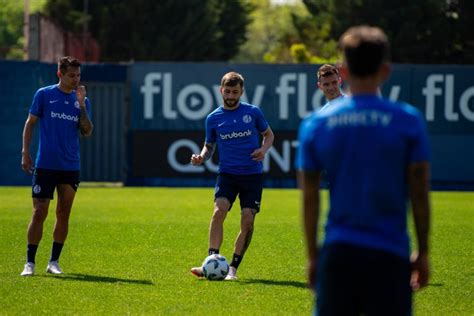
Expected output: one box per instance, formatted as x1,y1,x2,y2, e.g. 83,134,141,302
190,72,274,280
20,56,93,276
297,26,431,315
317,64,345,112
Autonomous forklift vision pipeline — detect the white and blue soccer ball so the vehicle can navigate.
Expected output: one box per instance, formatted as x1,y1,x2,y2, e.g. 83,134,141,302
202,254,229,281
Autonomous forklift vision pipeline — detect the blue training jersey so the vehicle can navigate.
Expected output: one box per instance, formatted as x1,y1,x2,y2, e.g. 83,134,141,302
205,102,269,175
319,94,346,112
29,84,92,171
297,94,430,258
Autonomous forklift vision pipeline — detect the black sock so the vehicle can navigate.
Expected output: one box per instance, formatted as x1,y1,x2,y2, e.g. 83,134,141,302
27,244,38,264
50,241,64,262
208,248,219,255
231,253,243,269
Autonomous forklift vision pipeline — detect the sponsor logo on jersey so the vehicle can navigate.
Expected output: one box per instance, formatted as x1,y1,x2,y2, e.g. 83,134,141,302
326,110,393,129
219,129,252,140
242,114,252,124
50,111,79,122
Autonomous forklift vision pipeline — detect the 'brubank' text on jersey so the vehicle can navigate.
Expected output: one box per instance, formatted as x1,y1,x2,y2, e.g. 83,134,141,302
297,95,430,259
29,84,92,171
206,102,269,175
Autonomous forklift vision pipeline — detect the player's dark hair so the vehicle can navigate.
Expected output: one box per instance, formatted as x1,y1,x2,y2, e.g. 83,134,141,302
221,72,244,88
317,64,340,81
58,56,81,74
339,26,390,78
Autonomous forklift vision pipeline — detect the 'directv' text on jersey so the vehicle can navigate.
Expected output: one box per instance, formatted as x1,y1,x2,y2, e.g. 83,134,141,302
297,95,430,259
206,102,269,175
29,84,92,171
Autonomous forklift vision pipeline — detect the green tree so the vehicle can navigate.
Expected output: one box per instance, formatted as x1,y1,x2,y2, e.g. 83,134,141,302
43,0,253,62
233,0,306,63
289,5,339,63
303,0,474,64
0,0,46,60
232,0,338,64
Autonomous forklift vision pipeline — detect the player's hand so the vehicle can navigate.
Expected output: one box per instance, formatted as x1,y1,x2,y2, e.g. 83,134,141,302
190,154,204,165
250,148,266,161
21,153,34,175
76,85,86,107
410,250,430,290
307,256,318,292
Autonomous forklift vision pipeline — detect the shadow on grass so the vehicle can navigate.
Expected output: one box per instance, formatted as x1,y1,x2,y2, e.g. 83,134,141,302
240,278,307,289
427,283,444,287
44,273,154,285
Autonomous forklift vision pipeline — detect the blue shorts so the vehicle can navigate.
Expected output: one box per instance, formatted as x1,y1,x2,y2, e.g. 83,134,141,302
316,242,412,316
32,168,80,200
214,173,263,212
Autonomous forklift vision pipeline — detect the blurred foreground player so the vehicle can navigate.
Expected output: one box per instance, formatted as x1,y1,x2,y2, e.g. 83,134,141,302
297,26,431,315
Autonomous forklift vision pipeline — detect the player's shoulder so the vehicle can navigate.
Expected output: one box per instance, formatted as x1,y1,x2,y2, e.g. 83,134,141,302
382,98,424,120
35,84,60,99
317,97,353,120
240,101,257,108
206,106,224,123
299,111,324,134
37,84,58,94
208,106,224,116
239,102,261,113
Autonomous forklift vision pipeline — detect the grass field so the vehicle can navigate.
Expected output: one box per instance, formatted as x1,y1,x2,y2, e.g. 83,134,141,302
0,187,472,315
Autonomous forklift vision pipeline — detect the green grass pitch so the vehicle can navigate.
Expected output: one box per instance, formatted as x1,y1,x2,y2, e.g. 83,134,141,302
0,187,472,315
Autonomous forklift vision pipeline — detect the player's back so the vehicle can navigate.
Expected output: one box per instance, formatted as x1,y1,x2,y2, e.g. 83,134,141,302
314,94,429,257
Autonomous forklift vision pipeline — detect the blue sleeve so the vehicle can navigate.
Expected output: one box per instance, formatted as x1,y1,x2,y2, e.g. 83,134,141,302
409,111,431,163
296,117,322,171
29,89,44,117
253,106,269,132
205,115,216,144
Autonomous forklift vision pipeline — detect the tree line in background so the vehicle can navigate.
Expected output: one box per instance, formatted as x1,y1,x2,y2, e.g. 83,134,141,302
1,0,472,63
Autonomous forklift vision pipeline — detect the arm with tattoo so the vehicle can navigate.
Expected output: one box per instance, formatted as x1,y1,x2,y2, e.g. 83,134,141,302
79,106,93,137
191,143,216,165
75,85,93,137
201,143,216,161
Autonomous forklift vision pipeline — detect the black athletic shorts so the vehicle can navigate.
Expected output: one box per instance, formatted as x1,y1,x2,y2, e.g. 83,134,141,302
214,173,263,212
32,168,80,199
315,242,412,316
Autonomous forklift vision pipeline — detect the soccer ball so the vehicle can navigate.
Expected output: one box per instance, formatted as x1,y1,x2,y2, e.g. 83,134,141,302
202,254,229,280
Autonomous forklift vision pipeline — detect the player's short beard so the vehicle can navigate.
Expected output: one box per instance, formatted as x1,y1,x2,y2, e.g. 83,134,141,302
224,98,239,108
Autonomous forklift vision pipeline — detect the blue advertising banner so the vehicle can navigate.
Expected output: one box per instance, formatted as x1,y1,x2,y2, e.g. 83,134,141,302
130,63,474,134
411,65,474,133
0,60,472,188
130,63,348,131
128,63,474,188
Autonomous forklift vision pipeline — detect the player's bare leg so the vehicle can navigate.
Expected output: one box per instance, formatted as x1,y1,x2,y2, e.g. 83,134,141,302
191,198,230,277
47,184,76,274
52,184,76,243
21,198,50,276
226,208,256,280
28,198,51,245
208,198,230,250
